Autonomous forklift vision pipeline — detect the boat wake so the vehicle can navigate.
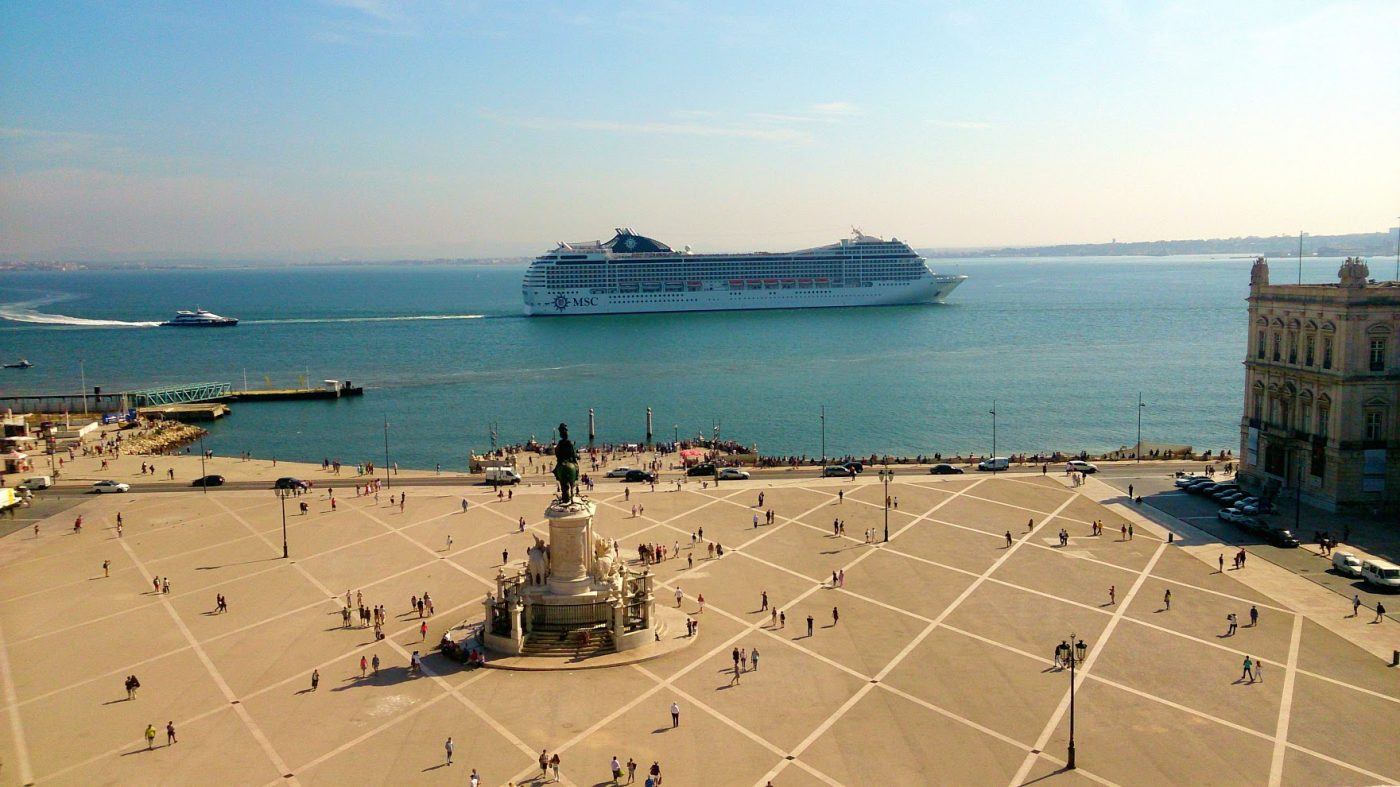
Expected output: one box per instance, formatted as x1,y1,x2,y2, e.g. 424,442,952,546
0,295,161,327
243,315,486,325
0,294,487,328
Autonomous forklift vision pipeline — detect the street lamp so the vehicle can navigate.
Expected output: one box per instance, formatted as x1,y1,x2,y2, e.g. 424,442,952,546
382,415,391,490
989,400,998,473
879,467,894,542
275,487,291,558
1067,634,1088,769
1136,393,1145,463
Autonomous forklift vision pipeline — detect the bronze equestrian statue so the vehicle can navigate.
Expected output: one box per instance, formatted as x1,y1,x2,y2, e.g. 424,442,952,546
552,422,581,505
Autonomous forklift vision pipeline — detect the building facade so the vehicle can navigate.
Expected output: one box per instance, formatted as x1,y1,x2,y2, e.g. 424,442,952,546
1238,257,1400,513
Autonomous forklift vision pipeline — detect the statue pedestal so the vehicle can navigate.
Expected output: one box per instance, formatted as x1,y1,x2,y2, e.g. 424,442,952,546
545,500,595,596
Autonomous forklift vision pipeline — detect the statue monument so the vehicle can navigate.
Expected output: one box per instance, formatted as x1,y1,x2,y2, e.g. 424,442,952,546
481,421,664,660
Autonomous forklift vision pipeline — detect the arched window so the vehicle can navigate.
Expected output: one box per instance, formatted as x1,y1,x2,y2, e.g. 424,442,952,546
1304,332,1315,366
1273,332,1282,362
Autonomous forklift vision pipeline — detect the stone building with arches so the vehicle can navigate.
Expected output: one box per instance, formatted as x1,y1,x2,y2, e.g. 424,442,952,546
1239,256,1399,512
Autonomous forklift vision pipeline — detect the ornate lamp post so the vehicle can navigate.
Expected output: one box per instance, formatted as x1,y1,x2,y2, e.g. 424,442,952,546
879,466,894,542
989,400,998,473
275,487,291,558
1136,393,1146,463
1068,634,1088,769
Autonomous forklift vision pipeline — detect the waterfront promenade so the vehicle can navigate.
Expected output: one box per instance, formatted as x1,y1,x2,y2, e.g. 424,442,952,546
0,454,1396,785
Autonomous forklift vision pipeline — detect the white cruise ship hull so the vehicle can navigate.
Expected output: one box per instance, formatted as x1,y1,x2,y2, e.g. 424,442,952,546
524,275,964,316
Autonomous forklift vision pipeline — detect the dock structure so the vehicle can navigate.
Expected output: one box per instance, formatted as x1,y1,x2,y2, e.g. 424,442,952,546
136,403,230,421
0,379,362,414
128,382,234,407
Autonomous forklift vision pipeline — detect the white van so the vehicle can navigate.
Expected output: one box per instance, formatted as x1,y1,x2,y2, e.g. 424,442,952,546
18,476,52,491
977,457,1010,472
1360,559,1400,590
1331,552,1363,578
484,466,521,485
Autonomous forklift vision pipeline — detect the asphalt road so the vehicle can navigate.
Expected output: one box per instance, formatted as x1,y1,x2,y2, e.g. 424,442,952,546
1095,470,1399,620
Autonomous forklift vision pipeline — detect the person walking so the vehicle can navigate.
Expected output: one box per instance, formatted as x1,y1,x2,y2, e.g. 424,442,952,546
1249,605,1259,627
1241,655,1255,683
166,721,177,745
670,701,681,727
761,590,768,611
751,647,760,671
550,753,561,781
1005,530,1013,548
1375,602,1387,623
539,750,549,778
446,533,453,552
675,587,683,608
469,768,480,786
103,560,110,578
1163,589,1171,611
445,736,454,766
1256,658,1264,682
806,614,814,636
372,654,380,675
360,655,368,678
1219,553,1225,573
1108,585,1116,605
832,606,840,625
1352,594,1362,617
627,758,637,783
145,723,157,750
311,669,320,691
612,755,624,783
1227,613,1238,636
420,621,428,641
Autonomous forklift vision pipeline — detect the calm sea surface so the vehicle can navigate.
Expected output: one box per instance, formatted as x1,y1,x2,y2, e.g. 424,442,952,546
0,256,1353,468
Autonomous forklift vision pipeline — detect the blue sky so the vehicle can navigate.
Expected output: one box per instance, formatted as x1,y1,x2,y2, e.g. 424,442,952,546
2,1,1397,260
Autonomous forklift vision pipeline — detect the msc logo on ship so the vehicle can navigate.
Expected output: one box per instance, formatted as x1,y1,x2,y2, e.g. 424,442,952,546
551,295,598,311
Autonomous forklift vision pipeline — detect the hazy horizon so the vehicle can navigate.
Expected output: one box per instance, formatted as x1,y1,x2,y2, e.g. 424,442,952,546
3,1,1398,262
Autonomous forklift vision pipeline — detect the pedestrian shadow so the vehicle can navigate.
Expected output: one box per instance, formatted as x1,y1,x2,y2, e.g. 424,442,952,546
422,763,449,772
294,688,314,695
101,697,131,705
121,744,167,756
652,727,671,734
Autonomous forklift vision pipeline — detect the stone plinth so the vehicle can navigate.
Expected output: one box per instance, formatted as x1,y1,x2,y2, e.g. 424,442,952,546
545,499,595,596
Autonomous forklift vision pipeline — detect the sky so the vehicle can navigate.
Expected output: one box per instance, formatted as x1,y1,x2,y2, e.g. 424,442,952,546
2,0,1397,261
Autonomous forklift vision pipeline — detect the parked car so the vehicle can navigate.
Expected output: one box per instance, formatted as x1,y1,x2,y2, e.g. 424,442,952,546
1331,552,1364,578
1217,507,1247,524
686,464,716,477
843,462,865,474
929,464,964,475
605,467,633,478
623,469,657,483
1174,475,1208,488
1065,460,1099,474
191,475,225,487
976,457,1010,472
1186,482,1218,495
717,468,750,480
273,477,307,490
1360,559,1400,589
822,465,854,478
1236,516,1266,533
1267,528,1300,548
17,476,52,491
91,480,130,494
1215,492,1244,505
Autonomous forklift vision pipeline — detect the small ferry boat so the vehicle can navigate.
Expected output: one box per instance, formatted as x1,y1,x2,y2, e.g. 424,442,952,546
160,309,238,328
2,359,33,369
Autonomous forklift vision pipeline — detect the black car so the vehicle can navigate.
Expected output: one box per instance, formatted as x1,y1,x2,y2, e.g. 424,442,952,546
686,464,716,477
623,470,657,483
843,462,865,474
273,477,305,490
929,464,964,475
1267,528,1300,548
191,474,225,487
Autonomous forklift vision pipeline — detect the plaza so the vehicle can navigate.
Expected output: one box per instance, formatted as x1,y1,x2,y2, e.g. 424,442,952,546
0,456,1397,786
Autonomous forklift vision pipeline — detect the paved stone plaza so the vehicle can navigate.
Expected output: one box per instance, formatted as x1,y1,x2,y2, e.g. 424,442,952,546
1,467,1397,786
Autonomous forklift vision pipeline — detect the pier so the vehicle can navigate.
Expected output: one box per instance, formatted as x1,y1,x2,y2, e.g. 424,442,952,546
0,379,363,415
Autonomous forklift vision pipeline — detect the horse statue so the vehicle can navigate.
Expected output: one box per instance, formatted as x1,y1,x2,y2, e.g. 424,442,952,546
526,535,548,585
552,422,581,505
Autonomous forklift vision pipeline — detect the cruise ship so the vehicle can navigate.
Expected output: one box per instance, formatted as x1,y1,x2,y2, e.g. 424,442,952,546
522,229,966,316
